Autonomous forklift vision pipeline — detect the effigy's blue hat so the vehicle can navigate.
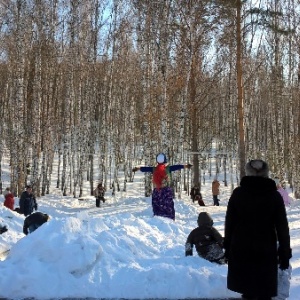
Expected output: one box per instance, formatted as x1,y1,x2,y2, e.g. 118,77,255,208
156,153,167,164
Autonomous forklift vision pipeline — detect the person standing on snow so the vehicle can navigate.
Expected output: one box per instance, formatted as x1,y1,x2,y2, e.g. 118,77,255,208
224,159,291,300
185,212,225,264
212,178,220,206
93,182,106,207
274,177,291,207
19,185,38,216
132,153,192,220
190,185,201,203
3,188,15,210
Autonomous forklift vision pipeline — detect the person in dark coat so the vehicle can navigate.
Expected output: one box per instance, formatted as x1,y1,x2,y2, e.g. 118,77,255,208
23,212,50,235
185,212,224,264
224,159,291,300
132,153,192,220
190,186,201,203
19,185,38,216
93,182,106,207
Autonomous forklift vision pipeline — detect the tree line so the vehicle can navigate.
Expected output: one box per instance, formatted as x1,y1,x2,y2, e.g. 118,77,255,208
0,0,299,198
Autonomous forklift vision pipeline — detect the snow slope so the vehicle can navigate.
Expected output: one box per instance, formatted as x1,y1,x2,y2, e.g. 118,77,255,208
0,159,299,299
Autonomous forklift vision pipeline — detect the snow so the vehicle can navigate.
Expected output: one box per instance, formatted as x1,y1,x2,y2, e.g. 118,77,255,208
0,163,300,299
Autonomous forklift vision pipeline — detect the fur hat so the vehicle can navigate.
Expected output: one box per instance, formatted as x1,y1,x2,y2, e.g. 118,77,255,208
156,153,167,164
245,159,269,177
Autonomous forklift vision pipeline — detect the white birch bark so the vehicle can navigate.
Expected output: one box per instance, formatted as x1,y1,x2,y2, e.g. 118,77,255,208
11,0,28,196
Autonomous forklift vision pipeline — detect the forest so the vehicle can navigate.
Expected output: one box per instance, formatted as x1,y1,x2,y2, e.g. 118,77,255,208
0,0,299,198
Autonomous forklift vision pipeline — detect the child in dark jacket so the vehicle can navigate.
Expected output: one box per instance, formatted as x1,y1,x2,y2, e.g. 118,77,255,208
195,193,205,206
185,212,225,264
23,212,50,235
190,186,201,203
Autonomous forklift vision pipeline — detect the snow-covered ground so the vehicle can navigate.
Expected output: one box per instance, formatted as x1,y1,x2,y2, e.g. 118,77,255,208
0,156,299,299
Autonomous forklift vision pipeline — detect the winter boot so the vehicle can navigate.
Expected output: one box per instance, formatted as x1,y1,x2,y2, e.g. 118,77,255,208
96,198,101,207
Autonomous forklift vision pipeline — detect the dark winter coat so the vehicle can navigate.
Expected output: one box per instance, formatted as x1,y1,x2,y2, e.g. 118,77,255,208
185,212,224,263
4,193,14,210
195,194,205,206
224,176,291,298
190,187,201,202
93,186,106,199
19,191,37,216
23,212,49,235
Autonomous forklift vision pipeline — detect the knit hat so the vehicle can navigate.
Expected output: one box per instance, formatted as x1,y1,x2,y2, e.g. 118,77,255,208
197,212,213,227
245,159,269,177
156,153,167,164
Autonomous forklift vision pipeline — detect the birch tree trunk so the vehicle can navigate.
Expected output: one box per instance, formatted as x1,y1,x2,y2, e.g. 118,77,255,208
236,0,246,179
12,0,29,196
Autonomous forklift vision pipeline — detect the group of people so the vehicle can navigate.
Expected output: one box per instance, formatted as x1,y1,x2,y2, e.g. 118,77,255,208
2,181,108,235
133,154,292,300
2,185,50,235
188,160,292,300
2,154,293,299
132,152,224,220
3,185,37,216
190,178,221,207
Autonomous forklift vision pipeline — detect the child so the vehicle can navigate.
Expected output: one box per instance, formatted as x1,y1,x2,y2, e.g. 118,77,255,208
4,188,15,210
185,212,225,264
274,177,291,207
23,212,50,235
190,186,201,203
93,182,106,207
195,193,205,206
212,178,220,206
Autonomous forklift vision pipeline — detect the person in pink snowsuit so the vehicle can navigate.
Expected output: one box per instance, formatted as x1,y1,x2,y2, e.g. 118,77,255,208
274,178,291,207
